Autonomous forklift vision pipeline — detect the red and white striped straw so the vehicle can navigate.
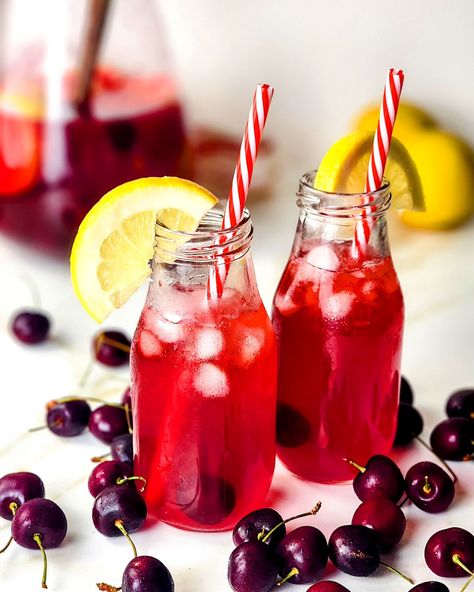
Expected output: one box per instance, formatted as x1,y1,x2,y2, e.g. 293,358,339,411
354,68,405,253
208,83,274,298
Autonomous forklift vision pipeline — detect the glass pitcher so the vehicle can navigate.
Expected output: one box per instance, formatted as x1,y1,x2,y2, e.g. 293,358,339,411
0,0,186,255
272,171,404,483
131,208,277,531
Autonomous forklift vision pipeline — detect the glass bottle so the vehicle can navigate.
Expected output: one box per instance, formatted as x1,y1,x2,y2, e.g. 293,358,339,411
0,0,186,254
272,170,404,483
131,208,277,531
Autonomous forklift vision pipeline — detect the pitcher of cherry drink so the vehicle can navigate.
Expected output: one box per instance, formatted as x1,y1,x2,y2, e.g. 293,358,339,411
272,171,404,482
0,0,186,254
131,208,277,531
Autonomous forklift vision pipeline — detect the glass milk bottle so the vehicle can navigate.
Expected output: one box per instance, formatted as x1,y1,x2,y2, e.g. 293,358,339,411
131,209,277,531
272,171,404,483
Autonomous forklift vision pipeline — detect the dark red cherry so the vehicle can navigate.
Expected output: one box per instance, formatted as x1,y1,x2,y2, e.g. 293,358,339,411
89,405,129,444
182,473,235,526
276,403,311,447
328,525,380,576
92,484,146,537
46,399,91,437
430,418,474,461
352,498,406,551
88,461,134,498
122,386,132,409
409,583,450,592
405,461,455,513
446,389,474,420
307,583,351,592
11,311,50,344
11,498,67,549
0,472,45,520
233,507,285,548
275,525,328,585
425,527,474,577
111,433,134,465
400,376,414,405
11,498,67,589
121,555,175,592
351,455,405,503
394,403,424,446
93,330,130,367
228,541,279,592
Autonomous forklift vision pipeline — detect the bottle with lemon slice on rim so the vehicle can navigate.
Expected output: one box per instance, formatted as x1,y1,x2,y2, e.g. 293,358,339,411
272,130,424,483
70,176,277,531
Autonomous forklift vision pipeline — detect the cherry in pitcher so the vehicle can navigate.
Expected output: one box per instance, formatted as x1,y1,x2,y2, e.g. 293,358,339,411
272,171,404,482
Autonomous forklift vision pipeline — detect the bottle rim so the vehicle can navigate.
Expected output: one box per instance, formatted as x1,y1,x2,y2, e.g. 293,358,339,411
297,170,392,218
154,208,253,264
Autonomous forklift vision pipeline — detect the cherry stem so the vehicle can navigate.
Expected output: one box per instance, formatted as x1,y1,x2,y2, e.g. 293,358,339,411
343,458,366,473
415,435,458,484
28,425,49,433
114,520,137,558
79,357,95,388
260,501,322,544
124,403,133,434
0,502,18,553
423,475,432,494
277,567,299,587
460,573,474,592
33,533,48,589
116,476,146,493
91,452,111,463
453,554,474,576
20,273,42,308
380,561,414,585
96,584,121,592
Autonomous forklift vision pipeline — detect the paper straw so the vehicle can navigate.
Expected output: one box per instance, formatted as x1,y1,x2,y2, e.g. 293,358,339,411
354,68,405,253
208,83,274,298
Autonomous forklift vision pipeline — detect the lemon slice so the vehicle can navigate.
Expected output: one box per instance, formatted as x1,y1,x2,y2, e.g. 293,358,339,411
314,131,424,211
70,177,218,322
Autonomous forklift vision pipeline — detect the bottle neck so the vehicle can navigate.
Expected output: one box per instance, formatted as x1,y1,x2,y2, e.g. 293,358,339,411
293,170,393,262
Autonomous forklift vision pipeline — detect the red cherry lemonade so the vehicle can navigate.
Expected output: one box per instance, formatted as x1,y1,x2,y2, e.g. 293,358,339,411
0,71,185,254
131,285,277,531
272,240,404,482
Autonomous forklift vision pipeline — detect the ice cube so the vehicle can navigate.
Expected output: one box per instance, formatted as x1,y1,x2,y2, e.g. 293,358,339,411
149,316,183,343
139,330,163,358
239,328,266,367
193,363,229,398
306,245,339,271
322,291,355,320
195,329,224,360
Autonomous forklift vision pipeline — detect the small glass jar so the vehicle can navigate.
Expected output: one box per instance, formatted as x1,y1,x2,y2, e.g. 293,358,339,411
272,171,404,483
131,209,277,531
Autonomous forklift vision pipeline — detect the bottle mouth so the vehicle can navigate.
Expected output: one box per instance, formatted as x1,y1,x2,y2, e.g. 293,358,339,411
154,207,253,264
297,170,391,218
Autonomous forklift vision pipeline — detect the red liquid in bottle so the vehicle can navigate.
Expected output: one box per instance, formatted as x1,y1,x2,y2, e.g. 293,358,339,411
272,240,404,482
131,285,277,531
0,72,186,254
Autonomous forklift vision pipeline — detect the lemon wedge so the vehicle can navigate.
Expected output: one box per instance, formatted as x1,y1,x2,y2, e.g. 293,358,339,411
314,131,424,211
70,177,218,322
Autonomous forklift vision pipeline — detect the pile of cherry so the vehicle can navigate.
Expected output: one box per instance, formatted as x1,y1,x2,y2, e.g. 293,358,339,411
4,307,474,591
228,380,474,592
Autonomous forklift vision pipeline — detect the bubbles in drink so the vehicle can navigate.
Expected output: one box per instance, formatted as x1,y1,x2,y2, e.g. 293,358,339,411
195,328,224,360
193,363,229,398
